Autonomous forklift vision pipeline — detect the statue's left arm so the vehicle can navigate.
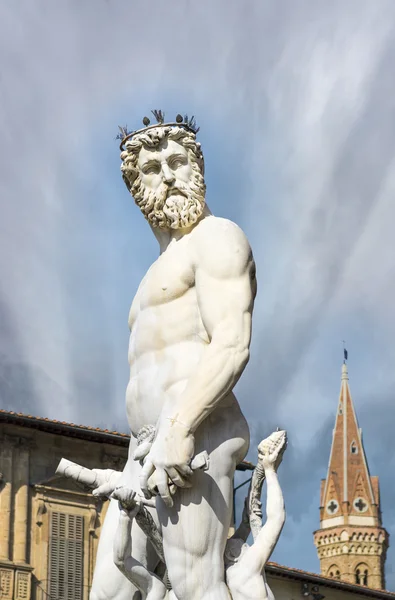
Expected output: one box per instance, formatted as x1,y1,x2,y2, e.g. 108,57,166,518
140,219,256,505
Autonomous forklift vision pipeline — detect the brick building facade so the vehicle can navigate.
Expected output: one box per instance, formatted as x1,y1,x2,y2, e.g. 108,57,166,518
0,411,129,600
0,405,393,600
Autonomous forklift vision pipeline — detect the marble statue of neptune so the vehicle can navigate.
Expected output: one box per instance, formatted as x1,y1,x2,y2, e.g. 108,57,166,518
90,112,257,600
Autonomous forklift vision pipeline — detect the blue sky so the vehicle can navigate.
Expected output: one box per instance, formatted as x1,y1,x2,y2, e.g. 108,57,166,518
1,0,395,590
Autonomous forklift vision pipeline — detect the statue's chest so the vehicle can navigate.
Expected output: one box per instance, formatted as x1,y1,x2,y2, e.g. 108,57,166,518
139,252,195,309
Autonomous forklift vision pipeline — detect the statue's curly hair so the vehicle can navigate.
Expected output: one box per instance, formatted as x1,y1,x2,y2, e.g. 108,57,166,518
120,126,204,192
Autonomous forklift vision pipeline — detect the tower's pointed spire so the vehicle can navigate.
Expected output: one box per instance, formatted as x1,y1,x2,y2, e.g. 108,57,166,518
314,356,389,589
341,360,348,381
321,359,376,520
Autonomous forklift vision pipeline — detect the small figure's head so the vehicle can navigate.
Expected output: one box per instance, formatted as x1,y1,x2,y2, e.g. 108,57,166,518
120,125,206,230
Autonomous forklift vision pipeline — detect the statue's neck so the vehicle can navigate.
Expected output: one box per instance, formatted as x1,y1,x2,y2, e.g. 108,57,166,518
151,204,212,254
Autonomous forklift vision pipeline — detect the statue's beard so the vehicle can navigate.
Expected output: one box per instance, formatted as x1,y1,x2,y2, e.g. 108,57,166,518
131,166,206,229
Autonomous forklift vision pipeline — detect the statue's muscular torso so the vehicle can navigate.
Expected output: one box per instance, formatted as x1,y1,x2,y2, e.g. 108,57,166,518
126,216,242,436
92,214,255,600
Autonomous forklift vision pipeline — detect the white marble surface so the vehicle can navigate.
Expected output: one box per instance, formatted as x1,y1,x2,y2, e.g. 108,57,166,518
60,121,286,599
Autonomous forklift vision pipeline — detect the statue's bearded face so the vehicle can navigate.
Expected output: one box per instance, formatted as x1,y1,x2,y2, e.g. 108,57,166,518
128,136,206,229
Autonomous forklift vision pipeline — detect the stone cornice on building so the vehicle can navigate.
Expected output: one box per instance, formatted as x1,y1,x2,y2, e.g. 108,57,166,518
0,409,255,471
0,409,130,446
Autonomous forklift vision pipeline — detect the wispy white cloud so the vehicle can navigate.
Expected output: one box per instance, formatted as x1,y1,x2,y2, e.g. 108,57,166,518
1,0,395,588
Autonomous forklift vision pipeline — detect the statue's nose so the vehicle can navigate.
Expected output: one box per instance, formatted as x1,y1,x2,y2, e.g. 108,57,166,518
162,164,175,184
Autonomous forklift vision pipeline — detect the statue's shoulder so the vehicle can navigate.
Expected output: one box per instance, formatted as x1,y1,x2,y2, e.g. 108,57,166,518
192,216,253,275
194,215,251,246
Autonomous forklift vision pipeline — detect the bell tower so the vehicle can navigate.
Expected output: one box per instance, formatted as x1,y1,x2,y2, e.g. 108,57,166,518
313,359,389,589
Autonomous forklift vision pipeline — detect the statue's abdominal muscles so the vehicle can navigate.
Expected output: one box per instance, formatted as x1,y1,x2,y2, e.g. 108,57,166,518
126,244,208,436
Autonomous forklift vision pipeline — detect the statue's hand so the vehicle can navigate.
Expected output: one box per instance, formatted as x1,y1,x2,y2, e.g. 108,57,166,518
112,485,141,518
91,469,122,498
257,430,287,472
133,424,156,464
139,420,194,508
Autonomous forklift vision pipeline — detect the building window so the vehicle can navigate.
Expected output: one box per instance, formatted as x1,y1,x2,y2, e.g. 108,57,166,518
326,499,339,515
355,564,369,586
328,565,341,580
353,497,368,513
350,441,358,454
0,569,13,598
49,512,84,600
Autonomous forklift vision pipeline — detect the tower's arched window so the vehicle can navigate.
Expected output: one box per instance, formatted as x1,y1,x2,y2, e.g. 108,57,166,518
328,565,341,580
355,564,369,586
350,440,358,454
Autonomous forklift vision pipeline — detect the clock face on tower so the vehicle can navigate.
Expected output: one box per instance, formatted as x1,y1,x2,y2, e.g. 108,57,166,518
326,499,339,515
353,497,368,513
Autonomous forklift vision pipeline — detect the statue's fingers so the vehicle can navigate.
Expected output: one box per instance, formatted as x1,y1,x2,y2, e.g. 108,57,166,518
176,463,193,478
166,467,192,488
112,486,136,504
111,487,122,501
133,440,152,462
139,459,155,498
92,482,115,498
156,469,174,508
126,503,141,519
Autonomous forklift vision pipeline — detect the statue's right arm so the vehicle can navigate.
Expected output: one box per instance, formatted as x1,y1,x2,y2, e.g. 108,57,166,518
174,217,257,432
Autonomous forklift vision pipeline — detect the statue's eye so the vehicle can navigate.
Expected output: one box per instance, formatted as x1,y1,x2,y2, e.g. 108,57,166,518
169,156,186,170
143,162,160,175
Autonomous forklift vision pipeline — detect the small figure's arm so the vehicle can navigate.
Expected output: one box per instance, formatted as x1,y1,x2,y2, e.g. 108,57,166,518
238,431,286,575
225,431,286,600
56,458,122,497
112,487,168,600
245,468,285,574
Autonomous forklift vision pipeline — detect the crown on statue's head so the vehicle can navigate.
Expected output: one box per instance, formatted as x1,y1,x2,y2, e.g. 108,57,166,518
117,110,200,150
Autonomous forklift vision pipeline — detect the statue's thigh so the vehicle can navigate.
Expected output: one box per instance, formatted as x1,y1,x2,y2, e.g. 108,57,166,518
159,450,234,584
162,409,248,594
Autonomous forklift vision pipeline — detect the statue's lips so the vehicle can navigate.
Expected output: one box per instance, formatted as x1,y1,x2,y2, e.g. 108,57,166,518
166,188,187,199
